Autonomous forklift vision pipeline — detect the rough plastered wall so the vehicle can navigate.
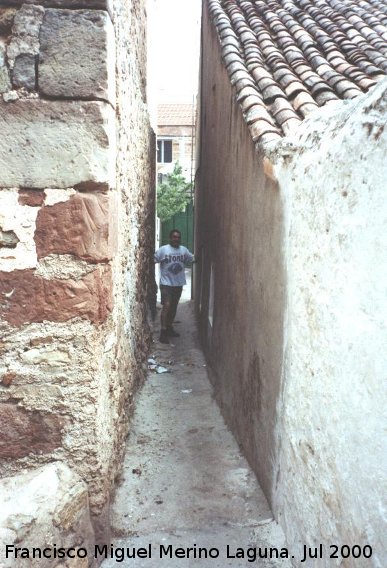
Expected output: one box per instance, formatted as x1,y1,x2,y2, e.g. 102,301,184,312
270,79,387,567
198,4,386,565
0,0,154,542
195,2,285,499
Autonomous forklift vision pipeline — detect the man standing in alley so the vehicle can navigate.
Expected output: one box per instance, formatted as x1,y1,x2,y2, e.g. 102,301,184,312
154,229,194,344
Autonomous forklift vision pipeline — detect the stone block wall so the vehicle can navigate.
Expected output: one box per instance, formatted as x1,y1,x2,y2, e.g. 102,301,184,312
0,462,95,568
0,0,154,542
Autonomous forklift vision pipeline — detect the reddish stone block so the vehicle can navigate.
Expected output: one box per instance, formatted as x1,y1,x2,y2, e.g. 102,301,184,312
35,191,117,263
1,372,16,387
0,403,63,459
0,266,112,326
30,336,54,347
18,189,45,207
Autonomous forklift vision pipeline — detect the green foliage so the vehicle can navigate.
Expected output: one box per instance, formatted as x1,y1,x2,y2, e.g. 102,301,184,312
157,163,191,222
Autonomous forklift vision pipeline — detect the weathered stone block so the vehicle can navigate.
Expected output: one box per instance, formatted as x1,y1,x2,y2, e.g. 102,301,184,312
0,266,112,326
54,489,89,533
0,44,11,94
0,403,64,458
0,463,94,568
18,189,45,207
6,0,110,9
0,99,115,189
39,9,115,103
20,346,71,366
0,228,19,248
0,65,11,94
1,372,16,387
6,4,44,69
12,53,36,90
35,191,117,262
0,7,17,34
2,90,18,102
35,254,98,280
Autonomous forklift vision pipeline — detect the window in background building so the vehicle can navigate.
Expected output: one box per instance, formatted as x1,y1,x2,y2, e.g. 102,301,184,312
157,139,172,163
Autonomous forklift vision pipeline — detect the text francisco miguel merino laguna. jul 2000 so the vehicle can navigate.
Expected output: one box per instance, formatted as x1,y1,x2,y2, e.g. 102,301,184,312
4,542,374,563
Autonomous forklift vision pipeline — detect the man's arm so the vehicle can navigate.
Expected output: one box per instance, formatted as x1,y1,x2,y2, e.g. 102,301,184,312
184,249,195,263
154,248,168,264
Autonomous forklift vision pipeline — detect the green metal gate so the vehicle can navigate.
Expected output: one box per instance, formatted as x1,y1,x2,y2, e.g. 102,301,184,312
161,200,194,251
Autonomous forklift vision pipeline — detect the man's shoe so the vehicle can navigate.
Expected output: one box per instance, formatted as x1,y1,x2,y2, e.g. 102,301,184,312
159,330,169,344
167,326,180,337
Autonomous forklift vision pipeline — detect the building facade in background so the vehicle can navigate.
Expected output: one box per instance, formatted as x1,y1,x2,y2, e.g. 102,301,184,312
156,103,196,250
157,103,196,182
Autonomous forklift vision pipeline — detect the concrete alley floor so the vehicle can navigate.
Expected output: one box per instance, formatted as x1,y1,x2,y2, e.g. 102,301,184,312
102,292,290,567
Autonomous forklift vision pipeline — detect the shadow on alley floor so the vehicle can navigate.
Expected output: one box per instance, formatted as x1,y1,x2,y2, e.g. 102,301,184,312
102,294,290,567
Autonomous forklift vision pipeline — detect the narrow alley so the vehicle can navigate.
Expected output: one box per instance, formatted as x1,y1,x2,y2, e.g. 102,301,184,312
0,0,386,566
102,291,290,567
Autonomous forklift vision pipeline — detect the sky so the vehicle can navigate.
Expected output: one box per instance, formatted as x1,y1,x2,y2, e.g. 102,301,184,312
147,0,202,108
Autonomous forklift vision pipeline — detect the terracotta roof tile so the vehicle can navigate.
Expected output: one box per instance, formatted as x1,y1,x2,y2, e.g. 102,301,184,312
207,0,387,139
158,104,195,127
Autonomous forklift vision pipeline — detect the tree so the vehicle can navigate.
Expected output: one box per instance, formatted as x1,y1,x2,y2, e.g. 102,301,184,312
157,163,191,222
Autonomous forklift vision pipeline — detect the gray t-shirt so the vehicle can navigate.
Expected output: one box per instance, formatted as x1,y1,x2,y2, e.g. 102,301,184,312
154,245,194,286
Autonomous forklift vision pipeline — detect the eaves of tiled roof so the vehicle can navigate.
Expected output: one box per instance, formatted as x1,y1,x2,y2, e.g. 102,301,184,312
158,104,195,127
207,0,387,143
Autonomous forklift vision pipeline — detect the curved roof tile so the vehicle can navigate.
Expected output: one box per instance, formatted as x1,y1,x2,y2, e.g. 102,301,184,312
207,0,387,140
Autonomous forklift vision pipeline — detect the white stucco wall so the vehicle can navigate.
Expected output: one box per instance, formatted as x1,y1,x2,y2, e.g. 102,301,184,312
198,10,386,563
271,79,387,567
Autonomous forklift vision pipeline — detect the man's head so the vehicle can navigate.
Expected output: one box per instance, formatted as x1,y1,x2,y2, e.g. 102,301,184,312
169,229,181,248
